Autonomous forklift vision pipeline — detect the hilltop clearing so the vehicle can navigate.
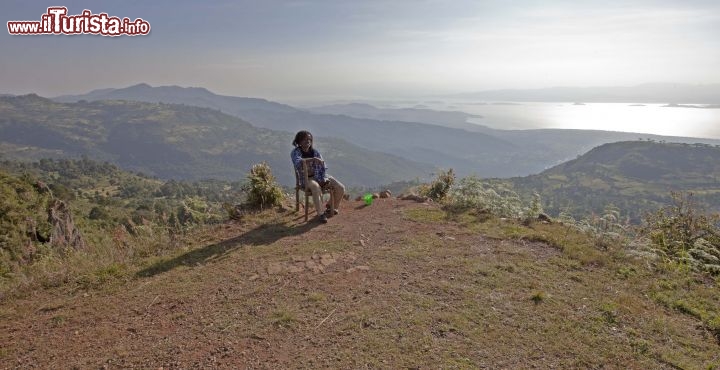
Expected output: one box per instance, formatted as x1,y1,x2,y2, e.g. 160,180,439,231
1,198,718,368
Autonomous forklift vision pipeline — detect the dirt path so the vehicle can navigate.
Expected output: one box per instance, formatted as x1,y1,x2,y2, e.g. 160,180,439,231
1,198,716,368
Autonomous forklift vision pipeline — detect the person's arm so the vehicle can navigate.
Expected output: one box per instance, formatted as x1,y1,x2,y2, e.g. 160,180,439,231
314,149,327,183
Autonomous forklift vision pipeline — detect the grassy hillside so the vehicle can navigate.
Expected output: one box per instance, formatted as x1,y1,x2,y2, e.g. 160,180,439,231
511,141,720,221
0,94,430,187
0,158,248,296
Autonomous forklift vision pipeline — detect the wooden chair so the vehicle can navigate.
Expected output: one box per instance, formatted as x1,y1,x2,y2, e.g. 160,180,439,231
294,158,333,222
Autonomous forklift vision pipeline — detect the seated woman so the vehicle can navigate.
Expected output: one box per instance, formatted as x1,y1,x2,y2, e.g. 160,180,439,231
291,130,345,223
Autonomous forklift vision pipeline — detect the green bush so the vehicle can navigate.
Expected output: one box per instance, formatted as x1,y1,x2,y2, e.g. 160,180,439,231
420,169,455,202
447,176,524,218
641,192,720,274
244,162,284,209
88,206,110,221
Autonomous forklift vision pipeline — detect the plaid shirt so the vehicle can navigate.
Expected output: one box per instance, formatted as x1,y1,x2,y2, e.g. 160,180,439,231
291,147,327,188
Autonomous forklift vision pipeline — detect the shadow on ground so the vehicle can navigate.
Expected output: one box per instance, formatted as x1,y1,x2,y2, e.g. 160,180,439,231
136,219,320,278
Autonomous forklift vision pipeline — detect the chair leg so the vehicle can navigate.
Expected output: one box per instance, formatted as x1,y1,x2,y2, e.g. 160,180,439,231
295,189,300,212
305,193,309,222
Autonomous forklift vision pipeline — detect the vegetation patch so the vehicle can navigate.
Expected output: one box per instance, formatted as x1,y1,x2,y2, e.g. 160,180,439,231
402,208,447,223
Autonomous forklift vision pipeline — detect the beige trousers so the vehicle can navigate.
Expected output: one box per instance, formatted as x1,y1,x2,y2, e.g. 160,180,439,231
306,176,345,216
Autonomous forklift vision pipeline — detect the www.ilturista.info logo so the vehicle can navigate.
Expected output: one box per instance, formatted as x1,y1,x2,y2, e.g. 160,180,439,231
7,7,150,36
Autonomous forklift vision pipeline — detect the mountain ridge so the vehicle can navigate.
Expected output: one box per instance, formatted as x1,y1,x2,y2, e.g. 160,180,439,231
0,94,429,187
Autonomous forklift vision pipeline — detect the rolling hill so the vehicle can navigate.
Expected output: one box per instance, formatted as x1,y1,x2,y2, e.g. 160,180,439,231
511,141,720,221
0,94,429,187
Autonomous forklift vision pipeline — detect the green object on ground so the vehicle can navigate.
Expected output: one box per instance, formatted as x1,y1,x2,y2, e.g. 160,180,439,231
363,193,373,206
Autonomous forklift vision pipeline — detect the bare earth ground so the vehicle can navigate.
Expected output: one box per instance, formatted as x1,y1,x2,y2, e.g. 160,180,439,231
1,198,718,369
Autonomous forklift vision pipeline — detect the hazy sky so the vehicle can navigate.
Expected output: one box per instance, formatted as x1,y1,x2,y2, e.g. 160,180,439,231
2,0,720,100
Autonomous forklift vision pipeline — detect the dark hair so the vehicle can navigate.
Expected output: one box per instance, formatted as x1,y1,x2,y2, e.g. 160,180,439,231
292,130,313,147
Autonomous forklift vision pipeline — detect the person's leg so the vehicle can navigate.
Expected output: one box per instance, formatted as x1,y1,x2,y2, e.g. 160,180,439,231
307,179,324,216
327,176,345,211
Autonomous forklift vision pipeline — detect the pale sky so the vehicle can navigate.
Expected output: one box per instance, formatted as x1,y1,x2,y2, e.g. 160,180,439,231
2,0,720,100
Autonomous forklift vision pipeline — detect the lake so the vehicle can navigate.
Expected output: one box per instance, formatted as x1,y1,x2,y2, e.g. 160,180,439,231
415,101,720,140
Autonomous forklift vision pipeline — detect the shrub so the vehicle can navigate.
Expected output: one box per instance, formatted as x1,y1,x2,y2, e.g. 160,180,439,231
244,162,284,210
527,192,544,219
447,176,524,218
88,206,109,221
641,192,720,273
421,169,455,202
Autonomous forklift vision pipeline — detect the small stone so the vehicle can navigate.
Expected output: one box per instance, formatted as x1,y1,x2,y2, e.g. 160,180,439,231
248,274,260,281
267,263,283,275
287,262,305,273
346,265,370,273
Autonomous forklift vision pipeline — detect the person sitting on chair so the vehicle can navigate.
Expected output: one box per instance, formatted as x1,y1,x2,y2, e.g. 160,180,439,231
291,130,346,223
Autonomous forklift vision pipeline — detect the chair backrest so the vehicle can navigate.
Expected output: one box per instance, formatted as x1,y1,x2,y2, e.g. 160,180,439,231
294,158,322,192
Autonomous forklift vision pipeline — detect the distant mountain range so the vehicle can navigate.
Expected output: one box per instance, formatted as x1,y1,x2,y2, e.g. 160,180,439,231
55,83,299,115
449,83,720,104
0,94,428,187
512,141,720,220
51,84,720,179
